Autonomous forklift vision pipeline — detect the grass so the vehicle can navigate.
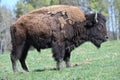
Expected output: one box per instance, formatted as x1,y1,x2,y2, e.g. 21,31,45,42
0,40,120,80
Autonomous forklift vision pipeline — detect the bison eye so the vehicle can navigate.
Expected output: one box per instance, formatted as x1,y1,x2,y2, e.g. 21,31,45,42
98,23,104,30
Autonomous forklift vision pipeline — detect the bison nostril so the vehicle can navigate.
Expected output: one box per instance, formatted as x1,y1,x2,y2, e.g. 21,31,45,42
105,36,108,39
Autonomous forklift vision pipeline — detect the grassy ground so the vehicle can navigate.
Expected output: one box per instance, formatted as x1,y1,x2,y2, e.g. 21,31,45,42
0,40,120,80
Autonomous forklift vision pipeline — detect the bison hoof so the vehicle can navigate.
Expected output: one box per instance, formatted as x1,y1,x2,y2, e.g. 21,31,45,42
57,65,62,70
13,70,18,73
22,70,29,73
13,68,18,73
24,69,29,72
57,64,62,70
66,62,71,68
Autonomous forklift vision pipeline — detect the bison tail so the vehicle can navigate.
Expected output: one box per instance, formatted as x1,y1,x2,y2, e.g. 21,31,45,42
10,25,17,47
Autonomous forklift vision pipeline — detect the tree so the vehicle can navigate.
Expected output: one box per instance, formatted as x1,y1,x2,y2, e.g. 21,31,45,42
59,0,80,6
107,0,120,40
15,0,34,18
50,0,59,5
15,0,59,18
22,0,57,8
114,0,120,40
0,6,13,54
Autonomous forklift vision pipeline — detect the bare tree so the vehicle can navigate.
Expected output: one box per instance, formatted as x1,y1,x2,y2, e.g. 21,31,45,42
108,0,120,40
0,6,13,54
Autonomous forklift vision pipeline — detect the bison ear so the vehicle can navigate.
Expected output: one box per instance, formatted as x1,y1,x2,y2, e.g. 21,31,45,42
86,21,93,26
85,20,93,28
85,14,94,28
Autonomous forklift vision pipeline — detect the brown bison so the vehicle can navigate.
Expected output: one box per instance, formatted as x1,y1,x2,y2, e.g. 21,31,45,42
10,5,108,72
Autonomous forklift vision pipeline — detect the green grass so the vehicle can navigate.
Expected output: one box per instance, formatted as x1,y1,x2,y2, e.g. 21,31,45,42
0,40,120,80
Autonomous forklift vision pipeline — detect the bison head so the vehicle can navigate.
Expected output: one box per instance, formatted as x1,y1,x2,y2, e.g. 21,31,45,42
85,13,108,48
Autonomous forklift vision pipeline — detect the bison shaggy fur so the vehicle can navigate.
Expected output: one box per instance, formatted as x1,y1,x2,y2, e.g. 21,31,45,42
10,5,108,72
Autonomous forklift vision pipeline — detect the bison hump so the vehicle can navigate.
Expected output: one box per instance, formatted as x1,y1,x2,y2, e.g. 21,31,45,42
65,6,85,23
30,5,86,23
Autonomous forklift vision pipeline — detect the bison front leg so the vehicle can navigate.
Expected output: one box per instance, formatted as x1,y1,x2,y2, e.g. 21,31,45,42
52,41,65,70
64,50,71,68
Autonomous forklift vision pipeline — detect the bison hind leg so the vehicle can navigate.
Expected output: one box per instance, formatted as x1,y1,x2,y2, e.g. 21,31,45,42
11,44,24,72
19,43,30,72
11,52,18,72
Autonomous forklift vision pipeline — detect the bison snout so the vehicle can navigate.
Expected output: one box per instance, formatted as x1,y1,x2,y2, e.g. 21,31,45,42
105,36,108,39
103,36,108,42
105,36,108,40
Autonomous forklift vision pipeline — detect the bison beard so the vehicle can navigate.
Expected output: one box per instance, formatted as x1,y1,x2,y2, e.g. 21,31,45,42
10,5,107,72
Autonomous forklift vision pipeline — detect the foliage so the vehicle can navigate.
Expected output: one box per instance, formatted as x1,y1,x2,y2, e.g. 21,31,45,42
15,0,34,18
114,0,120,11
114,0,120,28
23,0,49,8
50,0,59,5
89,0,108,15
59,0,79,5
15,0,59,18
0,40,120,80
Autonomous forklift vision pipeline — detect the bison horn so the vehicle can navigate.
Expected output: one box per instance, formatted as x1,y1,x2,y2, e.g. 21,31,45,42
95,12,98,23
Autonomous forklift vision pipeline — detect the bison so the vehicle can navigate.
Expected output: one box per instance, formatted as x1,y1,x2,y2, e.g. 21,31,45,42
10,5,108,72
